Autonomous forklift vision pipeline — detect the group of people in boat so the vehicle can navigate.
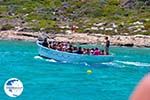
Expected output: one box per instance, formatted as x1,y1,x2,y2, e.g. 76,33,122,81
42,37,110,55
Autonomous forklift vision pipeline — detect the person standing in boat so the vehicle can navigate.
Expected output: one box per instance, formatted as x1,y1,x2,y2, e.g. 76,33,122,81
42,38,48,47
105,37,110,55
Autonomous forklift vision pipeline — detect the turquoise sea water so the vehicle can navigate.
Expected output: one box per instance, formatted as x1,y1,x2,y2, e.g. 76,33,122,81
0,40,150,100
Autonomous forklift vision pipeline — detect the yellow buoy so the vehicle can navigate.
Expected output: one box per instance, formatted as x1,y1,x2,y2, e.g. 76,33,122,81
87,70,92,74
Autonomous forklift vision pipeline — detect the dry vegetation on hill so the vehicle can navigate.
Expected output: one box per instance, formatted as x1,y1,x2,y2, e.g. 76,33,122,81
0,0,149,35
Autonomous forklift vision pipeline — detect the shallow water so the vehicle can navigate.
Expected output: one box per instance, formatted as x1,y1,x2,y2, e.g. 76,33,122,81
0,40,150,100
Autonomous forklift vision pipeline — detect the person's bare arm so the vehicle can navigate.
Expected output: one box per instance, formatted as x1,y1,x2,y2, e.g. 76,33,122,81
130,74,150,100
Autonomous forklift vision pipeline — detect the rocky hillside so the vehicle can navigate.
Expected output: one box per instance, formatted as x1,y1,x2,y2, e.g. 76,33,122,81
0,0,149,35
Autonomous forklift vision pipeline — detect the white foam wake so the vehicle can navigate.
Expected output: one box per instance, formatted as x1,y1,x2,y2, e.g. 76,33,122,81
34,56,57,63
34,56,43,60
34,56,150,67
115,60,150,67
102,62,127,68
45,59,57,63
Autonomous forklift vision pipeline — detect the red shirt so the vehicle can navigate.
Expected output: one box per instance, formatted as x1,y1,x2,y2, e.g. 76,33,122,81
93,50,100,55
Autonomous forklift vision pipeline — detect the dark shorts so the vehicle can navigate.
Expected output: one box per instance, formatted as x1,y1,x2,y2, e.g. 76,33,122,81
105,47,109,55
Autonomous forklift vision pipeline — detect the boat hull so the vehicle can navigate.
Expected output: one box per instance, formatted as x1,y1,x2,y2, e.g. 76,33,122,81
37,41,114,64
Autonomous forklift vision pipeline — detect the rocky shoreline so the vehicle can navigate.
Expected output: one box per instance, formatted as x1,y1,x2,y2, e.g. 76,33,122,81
0,30,150,48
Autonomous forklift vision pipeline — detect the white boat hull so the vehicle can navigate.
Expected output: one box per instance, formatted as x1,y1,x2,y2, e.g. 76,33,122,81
37,41,114,64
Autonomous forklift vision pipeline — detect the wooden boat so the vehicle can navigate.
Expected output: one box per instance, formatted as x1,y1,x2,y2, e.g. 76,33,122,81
36,41,114,64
